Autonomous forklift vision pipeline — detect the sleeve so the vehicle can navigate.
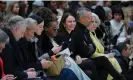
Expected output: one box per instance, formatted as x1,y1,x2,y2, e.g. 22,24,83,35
73,32,95,58
1,45,28,80
27,61,43,71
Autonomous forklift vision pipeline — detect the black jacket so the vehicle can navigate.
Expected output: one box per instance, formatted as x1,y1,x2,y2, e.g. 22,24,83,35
1,28,28,80
37,31,54,57
55,27,75,58
116,56,133,80
18,38,43,71
73,22,96,58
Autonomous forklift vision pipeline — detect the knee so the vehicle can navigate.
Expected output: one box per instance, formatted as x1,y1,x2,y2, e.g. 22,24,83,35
84,60,96,68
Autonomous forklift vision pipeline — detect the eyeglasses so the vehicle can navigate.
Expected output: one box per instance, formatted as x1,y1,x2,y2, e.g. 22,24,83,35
53,28,58,32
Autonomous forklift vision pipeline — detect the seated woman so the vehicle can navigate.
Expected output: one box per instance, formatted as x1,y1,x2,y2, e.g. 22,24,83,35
0,29,14,80
110,7,126,45
87,13,126,80
18,15,78,80
55,12,99,80
36,7,91,80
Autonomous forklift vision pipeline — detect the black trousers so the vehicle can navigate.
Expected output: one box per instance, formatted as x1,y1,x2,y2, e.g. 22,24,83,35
78,59,99,80
92,56,125,80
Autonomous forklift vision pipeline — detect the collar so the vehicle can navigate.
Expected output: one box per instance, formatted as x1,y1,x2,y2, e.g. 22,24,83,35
30,37,38,43
76,22,87,30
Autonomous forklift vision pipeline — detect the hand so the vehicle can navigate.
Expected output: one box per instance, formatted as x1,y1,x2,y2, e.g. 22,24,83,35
41,59,52,69
106,44,114,50
1,75,14,80
82,58,88,61
51,46,62,54
27,71,37,78
26,68,35,72
107,53,115,58
75,55,82,64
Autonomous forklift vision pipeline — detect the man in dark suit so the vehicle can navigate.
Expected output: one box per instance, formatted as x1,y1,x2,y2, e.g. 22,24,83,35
116,42,133,80
73,7,126,80
1,16,37,80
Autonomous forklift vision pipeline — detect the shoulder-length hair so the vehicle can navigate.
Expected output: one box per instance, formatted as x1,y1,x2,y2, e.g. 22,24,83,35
6,1,19,14
59,12,75,31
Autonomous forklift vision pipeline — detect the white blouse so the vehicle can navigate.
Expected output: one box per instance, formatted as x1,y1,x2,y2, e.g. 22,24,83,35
110,19,126,44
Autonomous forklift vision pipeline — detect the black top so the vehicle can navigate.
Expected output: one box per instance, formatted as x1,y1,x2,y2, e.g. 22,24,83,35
37,31,54,57
72,22,96,58
1,28,28,80
116,56,133,80
55,26,75,59
18,38,43,71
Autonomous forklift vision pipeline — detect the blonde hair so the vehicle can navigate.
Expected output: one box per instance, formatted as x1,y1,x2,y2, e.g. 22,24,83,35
92,13,101,27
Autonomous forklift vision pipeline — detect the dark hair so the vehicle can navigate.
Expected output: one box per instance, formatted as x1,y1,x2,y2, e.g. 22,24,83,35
36,7,56,28
117,42,128,53
94,6,105,22
111,7,124,19
50,8,58,15
18,1,27,18
29,15,43,24
59,12,74,31
44,1,51,7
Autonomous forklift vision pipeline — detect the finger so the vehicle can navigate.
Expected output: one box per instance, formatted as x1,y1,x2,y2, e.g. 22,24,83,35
82,58,88,60
59,46,62,48
29,68,35,71
5,75,14,77
6,77,14,80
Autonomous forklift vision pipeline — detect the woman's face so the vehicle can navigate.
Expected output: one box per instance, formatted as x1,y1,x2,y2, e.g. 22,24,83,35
114,13,122,22
108,12,112,20
35,22,44,35
12,3,19,14
64,15,76,32
87,16,97,32
46,22,58,37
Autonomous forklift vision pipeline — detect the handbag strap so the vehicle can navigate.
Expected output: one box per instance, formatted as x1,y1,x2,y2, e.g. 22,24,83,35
116,24,125,38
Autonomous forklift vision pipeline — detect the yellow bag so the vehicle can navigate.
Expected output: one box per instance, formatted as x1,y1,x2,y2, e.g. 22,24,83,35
47,55,65,76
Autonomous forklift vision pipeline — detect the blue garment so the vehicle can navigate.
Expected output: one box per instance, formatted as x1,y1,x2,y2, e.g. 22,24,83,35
57,68,79,80
40,68,78,80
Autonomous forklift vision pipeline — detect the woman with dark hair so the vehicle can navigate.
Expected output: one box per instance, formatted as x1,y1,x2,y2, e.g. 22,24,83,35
110,7,126,45
6,1,19,20
18,1,29,18
36,7,91,80
56,12,100,80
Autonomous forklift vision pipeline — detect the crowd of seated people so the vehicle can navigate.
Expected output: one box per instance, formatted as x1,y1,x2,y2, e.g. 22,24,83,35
0,1,133,80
